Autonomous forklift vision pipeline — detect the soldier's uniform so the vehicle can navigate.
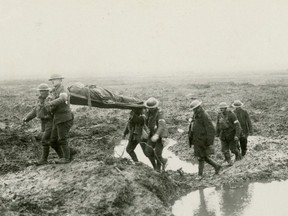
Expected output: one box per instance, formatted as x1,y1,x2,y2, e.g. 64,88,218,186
188,100,221,178
189,105,221,177
216,109,242,164
47,83,74,163
233,107,253,156
145,107,168,171
24,95,53,163
123,109,147,162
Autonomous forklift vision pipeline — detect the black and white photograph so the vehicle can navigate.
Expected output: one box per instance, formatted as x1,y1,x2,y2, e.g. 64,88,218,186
1,1,288,215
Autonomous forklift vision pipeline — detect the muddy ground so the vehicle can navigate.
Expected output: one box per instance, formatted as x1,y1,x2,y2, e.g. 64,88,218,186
1,73,288,215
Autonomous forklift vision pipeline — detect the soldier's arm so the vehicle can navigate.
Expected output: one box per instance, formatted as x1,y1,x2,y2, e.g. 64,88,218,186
246,111,253,135
215,115,220,137
48,91,69,106
203,113,215,145
123,122,129,138
24,108,37,122
123,111,133,137
155,110,166,137
188,121,193,148
230,112,241,138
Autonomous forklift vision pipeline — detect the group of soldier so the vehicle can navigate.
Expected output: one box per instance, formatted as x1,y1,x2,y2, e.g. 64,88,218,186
23,74,169,172
23,74,75,165
123,97,168,172
120,96,252,178
23,75,252,179
188,99,252,179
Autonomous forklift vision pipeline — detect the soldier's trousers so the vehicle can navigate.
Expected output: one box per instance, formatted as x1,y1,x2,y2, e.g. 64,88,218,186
221,138,241,161
50,119,73,159
239,137,248,156
144,138,166,170
126,139,146,162
40,120,53,146
198,156,221,176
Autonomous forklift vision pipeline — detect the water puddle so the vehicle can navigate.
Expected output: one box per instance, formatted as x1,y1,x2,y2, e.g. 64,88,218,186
172,180,288,216
114,138,198,173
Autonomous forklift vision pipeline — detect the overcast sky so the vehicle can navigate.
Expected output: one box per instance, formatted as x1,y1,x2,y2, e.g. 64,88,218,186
1,0,288,80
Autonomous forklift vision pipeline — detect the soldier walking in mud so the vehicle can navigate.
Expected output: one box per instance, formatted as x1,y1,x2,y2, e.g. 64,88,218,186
22,83,54,165
188,100,221,179
45,74,74,164
123,108,147,163
232,100,253,157
143,97,168,172
216,102,242,166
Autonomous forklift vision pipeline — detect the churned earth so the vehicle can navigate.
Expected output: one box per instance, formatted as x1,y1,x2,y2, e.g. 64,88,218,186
1,72,288,215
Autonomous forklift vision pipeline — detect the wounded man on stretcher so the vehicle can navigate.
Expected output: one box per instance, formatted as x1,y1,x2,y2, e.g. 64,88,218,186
68,82,144,109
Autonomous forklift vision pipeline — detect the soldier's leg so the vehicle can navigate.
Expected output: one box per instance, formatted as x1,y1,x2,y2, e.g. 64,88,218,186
50,123,63,159
56,119,73,164
204,157,221,174
221,139,232,166
198,157,205,177
154,139,167,171
240,137,248,156
36,122,52,165
230,139,242,161
143,141,157,170
126,139,139,162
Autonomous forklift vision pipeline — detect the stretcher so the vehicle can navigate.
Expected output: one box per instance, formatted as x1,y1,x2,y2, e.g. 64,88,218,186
68,83,145,109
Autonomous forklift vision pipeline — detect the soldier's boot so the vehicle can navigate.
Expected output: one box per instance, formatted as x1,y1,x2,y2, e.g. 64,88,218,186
52,146,64,159
36,146,49,166
70,147,78,161
161,158,168,171
148,156,157,170
205,157,221,175
196,159,205,180
127,151,139,163
234,150,242,161
224,154,233,166
155,160,161,172
241,149,247,157
56,145,71,164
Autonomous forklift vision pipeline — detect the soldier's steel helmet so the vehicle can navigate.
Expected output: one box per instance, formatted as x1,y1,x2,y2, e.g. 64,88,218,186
190,100,202,110
144,97,160,109
37,83,51,91
48,74,64,81
232,100,244,107
219,102,229,108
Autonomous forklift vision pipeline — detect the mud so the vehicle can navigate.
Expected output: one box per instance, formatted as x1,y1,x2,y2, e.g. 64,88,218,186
169,135,288,192
1,75,288,215
0,158,181,215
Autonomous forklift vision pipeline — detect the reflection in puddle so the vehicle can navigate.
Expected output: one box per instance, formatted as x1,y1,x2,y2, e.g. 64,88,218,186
114,138,198,173
173,180,288,216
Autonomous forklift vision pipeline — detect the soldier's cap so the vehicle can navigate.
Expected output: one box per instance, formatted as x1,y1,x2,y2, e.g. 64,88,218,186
36,83,51,91
190,100,202,110
219,102,229,109
144,97,160,109
232,100,244,107
49,74,64,81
